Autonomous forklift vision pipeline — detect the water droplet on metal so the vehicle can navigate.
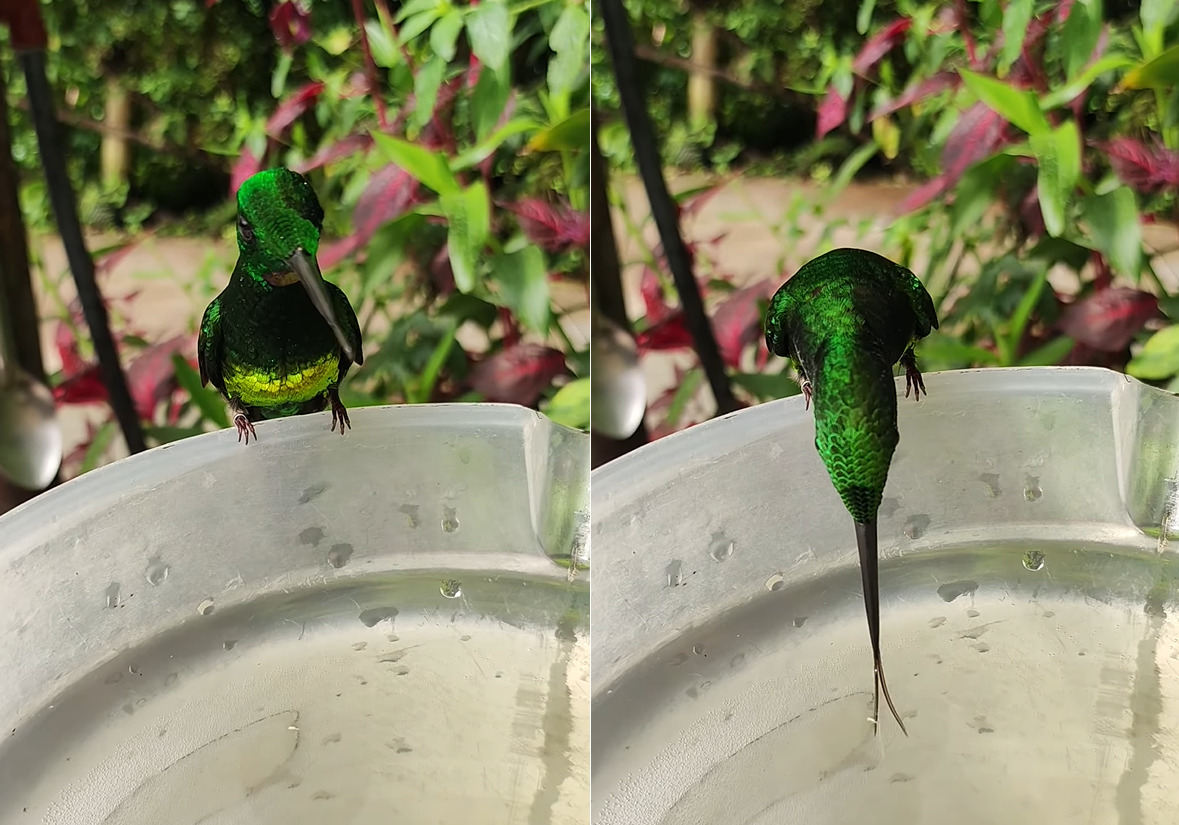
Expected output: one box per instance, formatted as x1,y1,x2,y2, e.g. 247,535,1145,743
709,536,734,562
765,573,785,592
197,598,215,616
440,579,462,599
145,560,169,586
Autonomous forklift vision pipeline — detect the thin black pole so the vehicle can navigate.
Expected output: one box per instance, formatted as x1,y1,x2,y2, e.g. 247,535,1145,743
596,0,738,415
16,48,146,454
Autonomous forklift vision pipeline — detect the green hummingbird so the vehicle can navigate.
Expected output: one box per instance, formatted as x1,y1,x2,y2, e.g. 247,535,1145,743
197,168,363,444
763,247,939,735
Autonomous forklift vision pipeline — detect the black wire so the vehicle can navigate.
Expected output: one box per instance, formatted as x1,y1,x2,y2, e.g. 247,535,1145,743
17,50,146,455
595,0,739,415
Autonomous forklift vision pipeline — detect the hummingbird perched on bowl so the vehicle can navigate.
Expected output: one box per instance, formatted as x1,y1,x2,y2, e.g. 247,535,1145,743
197,168,363,444
763,247,939,736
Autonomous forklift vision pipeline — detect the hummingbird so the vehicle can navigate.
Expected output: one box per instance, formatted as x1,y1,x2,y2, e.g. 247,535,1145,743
197,168,363,444
763,247,939,735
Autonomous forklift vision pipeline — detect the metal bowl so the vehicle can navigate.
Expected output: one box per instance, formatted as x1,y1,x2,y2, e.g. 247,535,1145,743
0,404,589,824
591,367,1179,825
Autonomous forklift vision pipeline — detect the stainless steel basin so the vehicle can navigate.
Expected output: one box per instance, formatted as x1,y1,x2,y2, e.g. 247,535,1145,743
0,404,589,824
591,367,1179,825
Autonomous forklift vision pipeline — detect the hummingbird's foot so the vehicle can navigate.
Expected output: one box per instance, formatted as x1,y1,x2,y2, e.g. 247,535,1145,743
802,380,813,410
902,351,926,401
233,412,257,444
328,388,351,435
228,399,257,444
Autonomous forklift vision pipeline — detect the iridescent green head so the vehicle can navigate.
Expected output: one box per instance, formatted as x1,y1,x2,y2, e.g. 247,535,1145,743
235,168,324,268
233,168,356,362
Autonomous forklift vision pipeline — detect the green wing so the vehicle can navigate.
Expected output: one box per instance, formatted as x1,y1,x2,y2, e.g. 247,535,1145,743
893,265,939,339
329,284,364,370
197,296,225,392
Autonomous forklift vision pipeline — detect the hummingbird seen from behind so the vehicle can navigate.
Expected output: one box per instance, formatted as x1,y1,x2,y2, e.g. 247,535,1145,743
197,168,363,444
763,247,939,736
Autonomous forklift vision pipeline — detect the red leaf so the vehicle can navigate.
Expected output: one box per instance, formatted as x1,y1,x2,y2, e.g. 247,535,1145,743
294,133,373,174
319,164,420,269
1103,137,1179,193
711,280,776,368
231,147,264,196
500,198,590,253
125,335,194,420
266,82,325,138
869,72,959,121
53,367,108,406
898,174,952,213
469,344,567,405
1058,287,1158,351
1018,188,1046,239
635,314,694,352
816,88,849,139
639,266,674,325
852,19,912,76
429,245,456,297
55,321,85,377
269,1,312,50
941,101,1007,182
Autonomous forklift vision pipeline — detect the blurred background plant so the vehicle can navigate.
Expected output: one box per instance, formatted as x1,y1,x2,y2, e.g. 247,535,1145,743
594,0,1179,438
3,0,590,478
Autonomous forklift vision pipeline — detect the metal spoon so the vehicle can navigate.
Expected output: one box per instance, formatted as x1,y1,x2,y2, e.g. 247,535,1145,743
0,286,61,491
591,310,647,440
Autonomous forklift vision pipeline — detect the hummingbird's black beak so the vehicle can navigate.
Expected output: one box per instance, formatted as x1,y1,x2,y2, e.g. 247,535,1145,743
288,249,357,363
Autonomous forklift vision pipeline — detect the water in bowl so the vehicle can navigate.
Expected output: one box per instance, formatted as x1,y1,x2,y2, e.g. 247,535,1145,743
1,573,589,825
593,541,1179,825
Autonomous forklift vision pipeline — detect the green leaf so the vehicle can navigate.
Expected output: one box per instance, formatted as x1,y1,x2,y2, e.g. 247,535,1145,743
440,182,491,292
371,132,459,195
451,117,539,170
172,354,229,429
395,0,442,23
960,69,1050,135
1004,266,1049,364
1121,43,1179,90
871,116,900,160
952,154,1015,236
1000,0,1034,71
543,377,590,431
548,4,589,101
1017,336,1075,367
80,420,118,475
1030,121,1080,237
730,370,801,401
1128,325,1179,380
831,141,878,192
410,55,446,133
470,64,511,141
271,51,292,99
429,10,464,62
491,245,551,333
1040,54,1136,109
665,368,703,427
409,318,458,404
365,19,400,68
1080,186,1143,278
527,108,590,152
467,0,511,73
1059,0,1102,80
399,9,443,44
144,425,207,445
1141,0,1175,39
856,0,877,35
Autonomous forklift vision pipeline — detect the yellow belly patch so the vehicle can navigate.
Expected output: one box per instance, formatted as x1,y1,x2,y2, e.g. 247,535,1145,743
224,354,339,406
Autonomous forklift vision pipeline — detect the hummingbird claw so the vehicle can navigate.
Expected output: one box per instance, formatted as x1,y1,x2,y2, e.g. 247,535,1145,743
901,351,926,402
802,381,813,410
329,388,351,435
233,412,257,445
